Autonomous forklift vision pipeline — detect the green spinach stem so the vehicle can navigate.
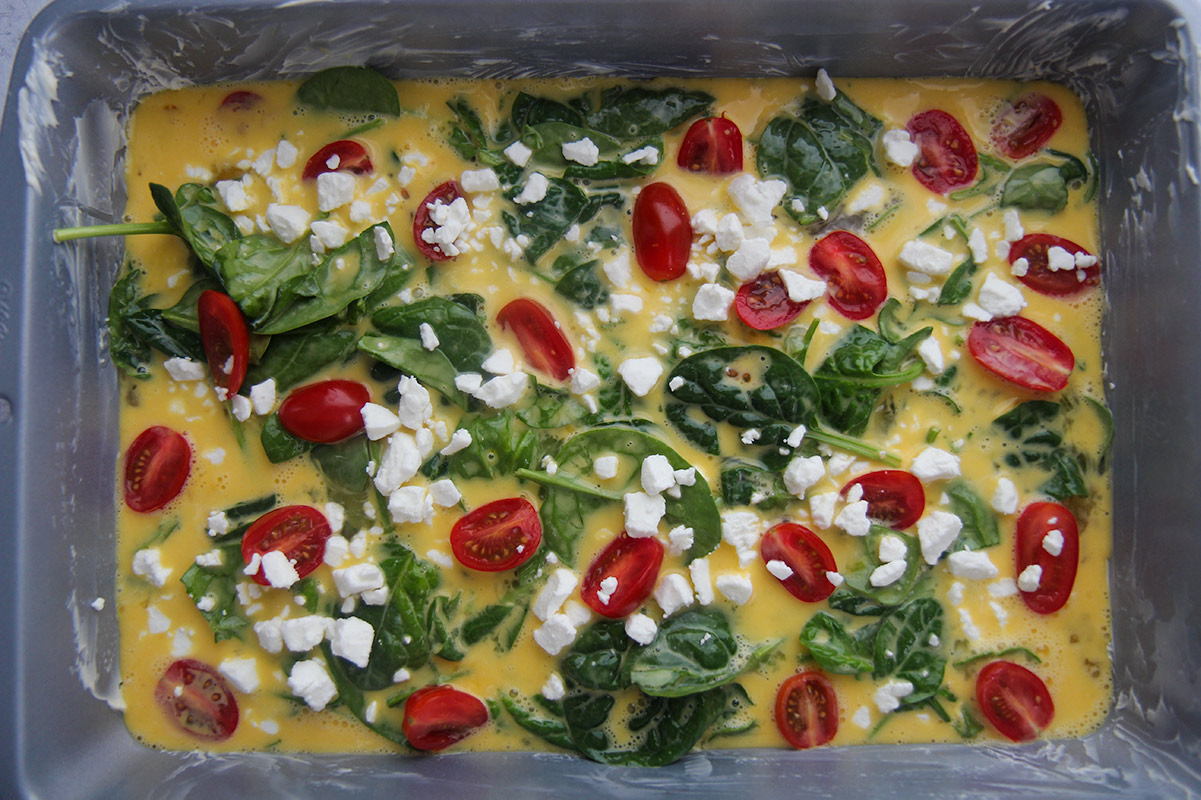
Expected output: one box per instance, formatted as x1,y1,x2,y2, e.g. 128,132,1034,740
53,220,174,242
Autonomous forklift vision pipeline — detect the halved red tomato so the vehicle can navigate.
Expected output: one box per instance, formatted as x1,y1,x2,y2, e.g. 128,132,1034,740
403,685,489,752
1008,233,1099,297
301,140,373,181
1015,502,1079,614
241,505,332,587
735,271,809,330
677,116,743,174
450,497,542,572
775,670,839,749
632,182,691,281
154,658,239,741
413,180,465,262
967,316,1075,392
277,380,370,443
124,426,191,513
496,298,575,381
907,109,978,194
580,533,665,618
760,522,838,603
219,91,262,112
808,231,887,320
993,93,1063,160
840,470,925,530
976,660,1054,742
197,290,249,398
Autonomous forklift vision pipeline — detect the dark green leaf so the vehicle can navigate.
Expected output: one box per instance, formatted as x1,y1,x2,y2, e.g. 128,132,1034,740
720,461,791,510
814,326,930,435
953,646,1042,670
799,612,874,675
179,539,247,642
841,527,923,607
320,641,410,747
946,480,1000,550
872,598,946,704
443,411,557,481
261,413,313,463
357,333,468,406
583,87,713,139
311,436,372,495
503,177,590,264
297,67,400,117
561,619,632,691
826,589,893,617
516,381,589,429
245,324,356,391
124,308,205,362
160,278,219,332
554,259,610,309
108,269,153,379
937,257,978,307
951,707,985,738
500,694,579,751
994,400,1060,438
511,92,584,129
1001,163,1069,213
371,296,492,372
1041,450,1087,500
151,183,242,271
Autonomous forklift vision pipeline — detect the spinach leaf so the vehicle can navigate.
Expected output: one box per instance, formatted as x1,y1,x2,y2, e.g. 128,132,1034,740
502,177,590,264
371,296,492,372
425,594,467,661
1085,395,1114,473
993,401,1087,500
799,612,874,675
826,588,893,617
539,427,721,565
814,325,930,436
296,66,400,117
554,259,610,309
150,183,242,271
510,92,584,130
525,122,623,167
561,619,632,690
951,707,985,739
214,235,310,323
757,93,881,225
583,87,712,139
946,480,1000,550
108,269,202,378
245,324,356,392
841,526,923,607
261,413,314,463
720,461,791,510
516,381,589,429
936,257,978,307
311,436,372,495
872,598,946,705
953,646,1042,670
500,694,579,752
320,641,410,748
1001,163,1069,213
441,411,555,481
160,278,220,332
356,333,468,407
1041,450,1088,500
179,538,247,642
994,399,1061,438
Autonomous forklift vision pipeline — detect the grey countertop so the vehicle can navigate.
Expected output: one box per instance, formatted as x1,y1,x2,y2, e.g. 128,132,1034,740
0,0,49,102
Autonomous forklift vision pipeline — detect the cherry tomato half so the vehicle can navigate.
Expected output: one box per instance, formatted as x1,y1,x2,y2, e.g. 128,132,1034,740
154,658,239,741
976,660,1054,742
403,684,489,751
197,290,249,398
301,140,373,181
735,271,809,330
632,182,691,281
219,90,262,112
450,497,542,572
496,298,575,381
580,533,665,618
907,109,978,194
277,379,370,443
760,522,838,603
993,93,1063,160
775,670,839,749
413,180,465,262
124,426,191,513
1015,502,1079,614
1008,233,1100,297
241,505,332,587
840,470,925,530
967,316,1075,393
677,116,744,174
808,231,888,320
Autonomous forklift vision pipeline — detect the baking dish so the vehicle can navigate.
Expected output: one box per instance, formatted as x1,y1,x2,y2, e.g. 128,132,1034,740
1,0,1200,796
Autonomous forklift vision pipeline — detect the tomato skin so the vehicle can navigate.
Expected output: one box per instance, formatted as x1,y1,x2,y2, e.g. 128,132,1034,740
907,109,979,194
413,181,464,262
976,661,1054,742
775,670,839,749
760,522,838,603
581,533,665,618
967,316,1075,392
496,298,575,381
197,290,249,398
632,182,692,281
277,379,370,443
808,231,887,320
1008,233,1099,297
734,271,809,330
219,90,262,112
241,505,332,587
993,93,1063,160
677,116,744,174
403,685,489,752
154,658,239,741
450,497,542,572
301,140,373,181
123,426,191,513
840,470,925,530
1015,502,1079,614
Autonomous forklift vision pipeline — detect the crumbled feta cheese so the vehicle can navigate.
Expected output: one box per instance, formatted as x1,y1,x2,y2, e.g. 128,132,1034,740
948,550,999,580
596,576,619,606
691,208,719,236
878,534,908,563
870,559,908,587
281,616,327,652
533,568,579,621
388,486,433,524
622,145,660,165
958,607,981,640
311,219,348,250
146,605,171,634
253,618,284,653
288,660,338,711
988,578,1019,598
689,558,714,605
624,491,667,538
265,204,311,243
968,227,989,263
473,372,530,408
195,549,224,568
163,357,205,382
978,273,1027,318
847,182,886,214
216,179,251,212
331,617,375,668
692,283,736,321
504,140,533,167
962,301,993,321
332,563,385,598
374,432,422,494
562,137,600,166
594,455,620,480
873,679,915,714
715,213,744,252
230,394,252,422
425,549,453,568
132,549,172,587
482,348,517,375
610,293,643,316
654,573,695,617
248,378,276,416
641,455,677,495
815,68,837,101
316,172,356,212
852,706,873,729
727,175,787,228
570,367,601,396
541,673,567,700
1018,564,1044,592
783,455,826,497
809,492,839,530
260,550,300,588
361,402,401,441
323,535,349,568
992,478,1019,514
533,613,579,655
911,447,961,481
882,129,919,167
721,510,763,567
440,428,473,456
602,250,632,288
779,270,827,303
460,167,500,193
834,500,872,537
1003,209,1024,242
726,238,771,281
90,597,106,611
218,658,259,693
1043,529,1065,556
624,613,658,645
766,559,794,581
899,240,955,275
1047,246,1076,272
617,357,663,397
419,322,440,351
429,479,462,507
916,336,945,375
917,510,963,565
715,573,753,605
514,172,550,205
667,525,695,556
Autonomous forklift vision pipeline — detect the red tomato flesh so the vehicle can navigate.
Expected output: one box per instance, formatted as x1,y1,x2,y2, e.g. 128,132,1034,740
197,290,249,398
241,505,332,587
219,91,262,112
403,685,489,751
413,180,464,262
450,497,542,572
993,93,1063,160
967,316,1075,392
496,298,575,381
124,426,191,513
808,231,887,320
1008,233,1100,297
677,116,743,174
760,522,838,603
840,470,925,530
1015,502,1079,614
976,660,1054,742
301,140,373,181
775,670,839,749
581,533,665,618
735,271,809,330
907,109,979,194
154,658,239,741
632,182,691,281
277,379,370,443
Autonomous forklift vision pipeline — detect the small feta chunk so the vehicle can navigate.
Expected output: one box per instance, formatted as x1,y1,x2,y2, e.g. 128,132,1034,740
373,432,421,494
163,357,205,382
968,227,989,263
288,660,338,711
783,455,826,497
917,337,945,375
388,486,433,524
230,394,252,422
419,322,440,351
275,140,298,169
882,129,919,167
624,491,667,538
146,605,171,634
899,240,955,276
570,367,601,395
778,270,827,303
766,559,794,581
692,284,736,321
562,137,600,166
1003,209,1025,242
624,613,658,645
992,478,1019,514
617,357,663,397
311,219,348,250
429,479,462,507
948,550,1000,580
873,679,915,714
809,492,839,530
715,213,744,252
249,378,276,415
878,534,908,563
260,550,300,588
667,525,695,556
715,573,754,605
1043,529,1065,556
815,68,837,101
533,568,579,621
834,500,872,537
504,140,533,167
514,172,550,205
265,204,311,244
132,549,172,587
331,617,375,668
726,238,771,281
281,615,326,652
440,428,473,456
460,167,500,193
641,454,677,495
482,348,517,375
1047,246,1076,271
533,614,578,656
253,619,284,653
602,251,632,288
594,455,620,480
361,402,401,440
622,146,660,165
911,447,961,481
654,573,695,617
216,179,251,212
852,706,873,729
727,175,787,228
870,559,908,587
989,578,1019,598
689,558,714,605
473,372,529,408
541,673,566,700
316,171,355,212
1018,564,1044,592
978,273,1027,318
218,658,259,693
917,510,963,565
323,535,349,568
332,563,385,598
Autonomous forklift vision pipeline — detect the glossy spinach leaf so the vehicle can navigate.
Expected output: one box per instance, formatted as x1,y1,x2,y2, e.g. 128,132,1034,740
719,461,791,510
502,176,590,264
562,619,633,691
108,269,204,378
583,87,712,139
440,411,557,481
244,324,356,391
554,259,610,309
945,480,1000,550
356,245,419,316
999,152,1089,214
320,641,410,748
179,538,248,642
371,296,492,372
840,526,923,607
516,381,589,429
122,308,205,363
814,325,930,436
160,277,220,332
799,611,874,675
500,694,579,752
297,66,400,117
150,183,242,271
826,588,893,617
311,435,372,495
872,598,946,705
936,257,978,307
261,412,314,463
992,401,1087,501
510,92,584,130
356,332,468,406
213,234,310,324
